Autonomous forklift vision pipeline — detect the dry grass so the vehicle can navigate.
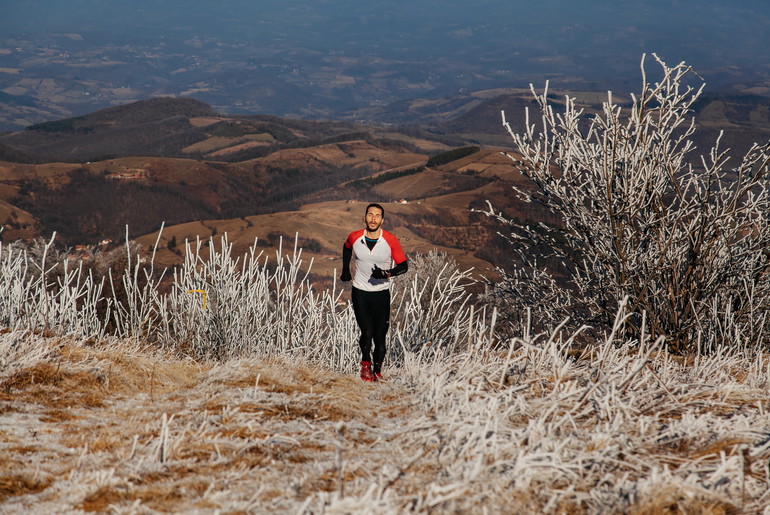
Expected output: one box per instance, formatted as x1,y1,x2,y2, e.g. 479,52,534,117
1,333,769,514
0,336,415,513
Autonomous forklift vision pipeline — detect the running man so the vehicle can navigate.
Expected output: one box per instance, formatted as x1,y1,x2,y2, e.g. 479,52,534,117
340,203,408,381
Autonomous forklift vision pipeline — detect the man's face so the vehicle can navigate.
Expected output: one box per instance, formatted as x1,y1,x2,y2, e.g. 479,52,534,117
365,207,384,232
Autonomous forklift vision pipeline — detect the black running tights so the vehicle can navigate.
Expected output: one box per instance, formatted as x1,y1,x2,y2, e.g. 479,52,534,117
351,287,391,374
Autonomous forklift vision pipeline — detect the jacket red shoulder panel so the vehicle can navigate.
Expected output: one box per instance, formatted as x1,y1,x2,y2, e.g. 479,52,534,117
345,229,365,249
381,230,407,264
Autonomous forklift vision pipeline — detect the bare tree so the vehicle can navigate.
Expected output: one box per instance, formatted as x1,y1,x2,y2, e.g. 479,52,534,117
485,54,770,352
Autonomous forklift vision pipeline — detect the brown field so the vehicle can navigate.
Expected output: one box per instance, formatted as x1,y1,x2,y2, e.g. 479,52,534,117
1,131,539,289
188,117,225,128
247,139,427,173
136,199,499,284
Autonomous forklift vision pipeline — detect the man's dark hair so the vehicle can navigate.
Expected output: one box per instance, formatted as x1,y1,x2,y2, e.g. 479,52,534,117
366,203,385,217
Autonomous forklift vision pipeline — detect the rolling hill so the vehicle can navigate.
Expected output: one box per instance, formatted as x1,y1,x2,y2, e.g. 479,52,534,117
0,98,460,243
421,89,770,161
0,98,542,288
2,89,767,283
0,97,443,164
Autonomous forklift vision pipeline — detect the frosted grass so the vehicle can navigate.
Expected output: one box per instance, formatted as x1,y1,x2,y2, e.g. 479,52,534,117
0,232,480,370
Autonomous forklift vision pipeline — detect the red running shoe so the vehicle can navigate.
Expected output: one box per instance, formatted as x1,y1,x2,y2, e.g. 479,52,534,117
374,372,383,381
360,361,375,382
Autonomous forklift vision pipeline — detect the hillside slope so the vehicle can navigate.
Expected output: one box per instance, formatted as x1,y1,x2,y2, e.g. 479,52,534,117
0,144,433,245
425,89,770,160
0,97,465,245
131,147,557,287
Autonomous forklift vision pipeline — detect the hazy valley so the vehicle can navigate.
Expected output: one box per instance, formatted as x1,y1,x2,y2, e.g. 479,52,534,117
2,1,770,131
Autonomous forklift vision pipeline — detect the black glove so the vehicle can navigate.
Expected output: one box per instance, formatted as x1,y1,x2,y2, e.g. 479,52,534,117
371,265,390,280
340,269,352,282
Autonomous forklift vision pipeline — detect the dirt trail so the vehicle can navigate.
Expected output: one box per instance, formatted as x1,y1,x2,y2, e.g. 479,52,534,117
0,341,422,513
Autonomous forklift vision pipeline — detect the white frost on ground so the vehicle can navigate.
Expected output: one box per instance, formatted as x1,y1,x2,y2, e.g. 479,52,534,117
1,332,770,513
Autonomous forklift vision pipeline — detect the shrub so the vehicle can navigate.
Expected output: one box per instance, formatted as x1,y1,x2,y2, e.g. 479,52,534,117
26,116,90,133
484,54,770,353
426,146,480,167
390,249,477,357
348,166,423,189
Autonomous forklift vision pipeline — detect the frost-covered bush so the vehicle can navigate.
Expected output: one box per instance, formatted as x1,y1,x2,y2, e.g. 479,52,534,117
156,234,357,364
389,249,481,360
486,54,770,352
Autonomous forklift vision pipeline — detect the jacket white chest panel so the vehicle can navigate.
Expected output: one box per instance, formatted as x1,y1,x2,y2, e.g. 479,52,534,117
351,235,394,291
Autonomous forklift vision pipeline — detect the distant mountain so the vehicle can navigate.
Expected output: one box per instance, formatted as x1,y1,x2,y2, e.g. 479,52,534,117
3,88,769,278
0,97,451,164
409,89,770,161
433,95,540,144
0,95,542,285
0,98,217,163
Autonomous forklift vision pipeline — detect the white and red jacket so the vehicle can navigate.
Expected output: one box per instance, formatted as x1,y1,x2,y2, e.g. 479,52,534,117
344,229,407,292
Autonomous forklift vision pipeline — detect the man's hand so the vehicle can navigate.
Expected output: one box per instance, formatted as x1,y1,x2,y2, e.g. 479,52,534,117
340,269,352,282
371,265,390,280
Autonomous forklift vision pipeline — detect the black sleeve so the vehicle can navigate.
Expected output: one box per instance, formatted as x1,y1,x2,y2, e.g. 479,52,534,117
342,244,352,273
389,260,408,277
